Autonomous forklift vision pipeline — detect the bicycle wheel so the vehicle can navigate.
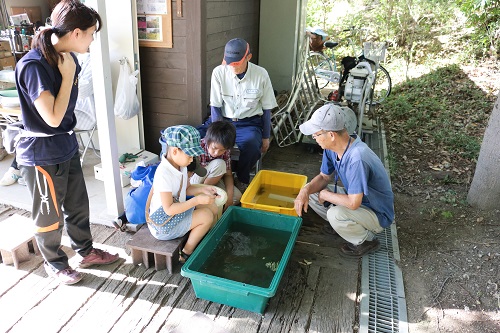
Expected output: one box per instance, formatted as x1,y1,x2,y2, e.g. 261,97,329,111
372,65,392,104
308,52,332,89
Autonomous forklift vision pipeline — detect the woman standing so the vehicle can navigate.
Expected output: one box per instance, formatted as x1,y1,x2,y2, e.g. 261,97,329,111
15,0,118,285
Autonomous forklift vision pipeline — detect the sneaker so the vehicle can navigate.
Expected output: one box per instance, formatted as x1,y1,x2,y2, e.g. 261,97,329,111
79,248,120,268
0,167,21,186
234,178,248,194
340,239,380,258
45,263,83,285
17,177,27,186
0,148,7,161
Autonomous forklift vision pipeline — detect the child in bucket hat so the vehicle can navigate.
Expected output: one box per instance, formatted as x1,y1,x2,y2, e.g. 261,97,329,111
147,125,224,263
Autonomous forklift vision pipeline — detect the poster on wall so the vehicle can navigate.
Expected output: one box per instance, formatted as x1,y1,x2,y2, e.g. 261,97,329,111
137,0,167,14
137,15,162,42
136,0,172,47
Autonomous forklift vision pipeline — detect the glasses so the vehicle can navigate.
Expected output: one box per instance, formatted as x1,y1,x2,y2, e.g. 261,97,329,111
312,131,328,139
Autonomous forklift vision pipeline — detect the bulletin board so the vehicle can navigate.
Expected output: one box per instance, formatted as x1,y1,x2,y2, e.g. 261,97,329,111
10,6,42,24
136,0,172,48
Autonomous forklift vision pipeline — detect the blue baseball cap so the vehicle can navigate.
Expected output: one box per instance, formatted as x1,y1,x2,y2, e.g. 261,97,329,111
223,38,250,65
163,125,204,157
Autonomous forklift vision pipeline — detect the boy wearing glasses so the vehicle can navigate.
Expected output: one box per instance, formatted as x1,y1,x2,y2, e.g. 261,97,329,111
294,104,394,258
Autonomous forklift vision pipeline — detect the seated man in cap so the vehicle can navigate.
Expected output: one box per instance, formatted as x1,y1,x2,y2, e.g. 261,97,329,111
293,104,394,257
209,38,278,192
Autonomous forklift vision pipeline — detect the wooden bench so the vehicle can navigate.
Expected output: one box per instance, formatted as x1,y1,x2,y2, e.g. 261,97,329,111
0,214,40,269
126,226,187,273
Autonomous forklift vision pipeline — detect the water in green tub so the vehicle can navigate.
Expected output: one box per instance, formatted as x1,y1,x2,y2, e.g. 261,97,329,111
199,222,290,288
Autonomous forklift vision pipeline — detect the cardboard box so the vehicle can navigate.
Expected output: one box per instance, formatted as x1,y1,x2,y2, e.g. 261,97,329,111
0,56,16,70
94,150,159,187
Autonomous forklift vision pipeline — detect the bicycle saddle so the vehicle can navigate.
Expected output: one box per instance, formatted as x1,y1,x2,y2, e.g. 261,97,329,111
324,41,339,48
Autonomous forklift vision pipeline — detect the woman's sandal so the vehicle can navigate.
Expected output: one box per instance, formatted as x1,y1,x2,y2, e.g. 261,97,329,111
179,250,191,264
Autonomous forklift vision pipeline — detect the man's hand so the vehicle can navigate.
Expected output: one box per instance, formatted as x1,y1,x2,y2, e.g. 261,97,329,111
318,189,331,205
224,201,233,211
261,138,270,153
294,187,309,217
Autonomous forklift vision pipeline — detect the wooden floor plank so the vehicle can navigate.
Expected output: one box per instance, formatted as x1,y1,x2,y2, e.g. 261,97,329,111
7,258,124,333
60,264,154,333
122,273,191,333
260,261,310,333
308,266,358,333
137,274,195,332
290,265,321,333
0,264,57,332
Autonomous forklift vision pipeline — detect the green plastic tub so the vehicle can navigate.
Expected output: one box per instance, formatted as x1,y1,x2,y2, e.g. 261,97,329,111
0,89,18,97
181,206,302,313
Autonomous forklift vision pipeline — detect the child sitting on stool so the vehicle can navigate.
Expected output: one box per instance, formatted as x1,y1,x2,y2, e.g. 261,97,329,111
146,125,220,263
190,121,241,210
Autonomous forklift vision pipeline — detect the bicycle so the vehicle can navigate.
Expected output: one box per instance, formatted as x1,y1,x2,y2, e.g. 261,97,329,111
308,40,341,89
309,27,392,104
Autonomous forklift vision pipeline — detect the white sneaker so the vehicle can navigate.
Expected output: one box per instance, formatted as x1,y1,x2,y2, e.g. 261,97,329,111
0,167,21,186
17,177,27,186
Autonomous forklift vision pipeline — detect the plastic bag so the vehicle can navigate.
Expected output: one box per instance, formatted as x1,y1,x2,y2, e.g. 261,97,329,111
2,122,24,154
114,59,140,120
2,122,57,154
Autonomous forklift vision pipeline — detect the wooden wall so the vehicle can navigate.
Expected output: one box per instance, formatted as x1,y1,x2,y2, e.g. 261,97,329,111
205,0,261,117
140,0,260,154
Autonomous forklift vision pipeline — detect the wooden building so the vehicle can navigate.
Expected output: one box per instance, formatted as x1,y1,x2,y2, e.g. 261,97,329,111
140,0,261,154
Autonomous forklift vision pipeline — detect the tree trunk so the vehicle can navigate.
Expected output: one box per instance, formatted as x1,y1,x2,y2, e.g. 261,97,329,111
467,92,500,210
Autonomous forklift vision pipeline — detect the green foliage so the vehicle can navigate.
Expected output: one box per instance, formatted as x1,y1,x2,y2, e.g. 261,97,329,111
306,0,336,31
379,64,484,161
457,0,500,57
441,210,454,218
306,0,460,69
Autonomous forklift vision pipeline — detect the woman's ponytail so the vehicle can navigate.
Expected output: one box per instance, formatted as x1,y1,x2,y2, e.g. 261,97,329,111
32,27,60,68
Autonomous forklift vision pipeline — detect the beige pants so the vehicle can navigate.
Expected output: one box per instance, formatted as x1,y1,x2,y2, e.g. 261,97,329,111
308,185,384,245
190,159,242,205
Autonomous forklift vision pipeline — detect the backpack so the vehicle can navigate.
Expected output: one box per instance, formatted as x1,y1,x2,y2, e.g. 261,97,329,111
124,164,158,224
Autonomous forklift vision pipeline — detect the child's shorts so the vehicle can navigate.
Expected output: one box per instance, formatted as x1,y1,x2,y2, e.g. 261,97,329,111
147,206,195,240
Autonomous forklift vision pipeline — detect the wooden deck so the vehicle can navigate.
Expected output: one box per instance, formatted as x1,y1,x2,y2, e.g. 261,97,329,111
0,142,360,333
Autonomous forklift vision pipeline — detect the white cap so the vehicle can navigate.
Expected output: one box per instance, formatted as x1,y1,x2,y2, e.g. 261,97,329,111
299,104,346,135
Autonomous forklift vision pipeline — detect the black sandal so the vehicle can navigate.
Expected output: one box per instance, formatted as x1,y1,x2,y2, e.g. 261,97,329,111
179,250,191,264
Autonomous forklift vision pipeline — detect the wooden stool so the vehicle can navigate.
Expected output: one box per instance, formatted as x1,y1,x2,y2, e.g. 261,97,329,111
0,214,40,269
126,226,187,273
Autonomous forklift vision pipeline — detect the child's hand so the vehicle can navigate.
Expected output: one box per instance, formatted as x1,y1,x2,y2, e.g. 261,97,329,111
201,186,220,198
196,193,216,205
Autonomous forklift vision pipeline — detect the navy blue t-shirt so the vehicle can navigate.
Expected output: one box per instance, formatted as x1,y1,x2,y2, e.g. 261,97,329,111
15,49,80,166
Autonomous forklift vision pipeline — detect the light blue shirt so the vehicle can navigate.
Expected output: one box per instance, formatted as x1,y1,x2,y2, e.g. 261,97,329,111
321,136,395,227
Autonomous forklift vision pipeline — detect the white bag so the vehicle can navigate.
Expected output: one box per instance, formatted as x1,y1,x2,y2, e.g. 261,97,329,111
114,59,140,120
2,122,61,154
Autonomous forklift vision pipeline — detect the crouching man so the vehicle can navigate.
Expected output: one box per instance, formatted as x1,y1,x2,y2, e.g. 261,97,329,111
294,104,394,257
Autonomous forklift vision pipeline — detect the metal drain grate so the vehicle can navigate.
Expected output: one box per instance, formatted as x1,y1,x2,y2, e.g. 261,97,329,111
359,127,408,333
359,225,408,333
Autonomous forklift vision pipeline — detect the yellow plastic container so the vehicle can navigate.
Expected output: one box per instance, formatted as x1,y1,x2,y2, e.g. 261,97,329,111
241,170,307,216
